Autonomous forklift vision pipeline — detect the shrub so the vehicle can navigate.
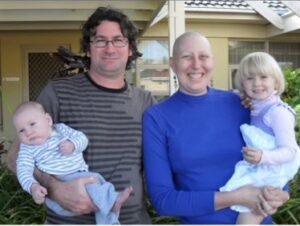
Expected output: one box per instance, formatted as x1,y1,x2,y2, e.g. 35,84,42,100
273,68,300,224
282,68,300,141
0,138,45,224
0,166,46,224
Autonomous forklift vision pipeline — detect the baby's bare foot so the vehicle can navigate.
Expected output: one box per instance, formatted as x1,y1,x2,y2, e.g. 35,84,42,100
112,186,133,212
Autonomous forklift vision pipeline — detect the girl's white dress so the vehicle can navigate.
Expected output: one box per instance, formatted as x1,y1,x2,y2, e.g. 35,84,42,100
220,124,300,212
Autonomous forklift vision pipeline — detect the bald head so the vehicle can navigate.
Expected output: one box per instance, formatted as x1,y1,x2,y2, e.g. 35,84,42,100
13,101,46,123
172,32,212,59
170,32,214,96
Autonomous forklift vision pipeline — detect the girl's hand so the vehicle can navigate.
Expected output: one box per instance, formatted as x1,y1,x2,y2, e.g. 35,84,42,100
240,94,253,109
243,147,262,164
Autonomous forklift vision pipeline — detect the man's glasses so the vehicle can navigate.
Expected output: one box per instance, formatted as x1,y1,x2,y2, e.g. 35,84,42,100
90,37,128,48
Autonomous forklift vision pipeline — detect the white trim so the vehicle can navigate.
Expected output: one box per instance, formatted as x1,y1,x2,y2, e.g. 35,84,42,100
186,7,254,14
0,1,160,10
267,13,300,37
0,0,166,33
149,3,168,27
245,1,284,29
279,1,300,17
168,0,185,95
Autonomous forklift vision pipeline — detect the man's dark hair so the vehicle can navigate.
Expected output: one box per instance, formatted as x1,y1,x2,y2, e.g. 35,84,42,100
81,7,142,70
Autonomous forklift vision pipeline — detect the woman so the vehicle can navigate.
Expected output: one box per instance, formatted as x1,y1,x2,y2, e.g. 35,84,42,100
143,32,289,224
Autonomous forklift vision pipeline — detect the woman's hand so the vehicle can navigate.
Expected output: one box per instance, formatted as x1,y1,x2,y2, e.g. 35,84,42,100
263,187,289,214
252,186,289,216
216,185,288,217
235,185,263,210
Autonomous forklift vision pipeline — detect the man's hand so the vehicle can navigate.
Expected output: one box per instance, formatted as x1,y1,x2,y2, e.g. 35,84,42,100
31,183,48,204
49,176,98,214
243,147,262,164
59,140,75,155
6,139,20,173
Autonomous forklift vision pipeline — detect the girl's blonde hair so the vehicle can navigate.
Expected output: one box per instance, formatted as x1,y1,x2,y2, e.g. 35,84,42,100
235,52,285,96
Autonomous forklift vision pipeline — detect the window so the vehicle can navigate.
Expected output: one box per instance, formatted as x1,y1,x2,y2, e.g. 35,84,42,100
229,41,300,90
229,41,266,89
229,41,266,65
27,52,64,101
269,42,300,69
136,39,169,98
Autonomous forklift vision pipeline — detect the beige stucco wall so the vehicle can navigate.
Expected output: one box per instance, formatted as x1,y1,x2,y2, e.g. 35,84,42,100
1,20,300,140
143,21,270,91
187,22,269,90
0,30,81,139
187,22,267,38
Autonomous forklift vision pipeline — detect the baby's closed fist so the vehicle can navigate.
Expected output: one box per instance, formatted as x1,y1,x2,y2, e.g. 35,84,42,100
60,140,75,155
31,183,47,204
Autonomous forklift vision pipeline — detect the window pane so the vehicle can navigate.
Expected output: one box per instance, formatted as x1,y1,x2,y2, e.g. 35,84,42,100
269,42,300,69
140,68,169,96
29,52,64,101
138,40,169,64
229,41,265,89
229,41,265,64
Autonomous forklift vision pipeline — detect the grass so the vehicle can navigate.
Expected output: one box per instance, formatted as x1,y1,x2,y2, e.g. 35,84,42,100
273,173,300,224
0,165,46,224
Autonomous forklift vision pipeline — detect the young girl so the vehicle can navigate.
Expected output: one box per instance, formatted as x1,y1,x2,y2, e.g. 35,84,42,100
220,52,300,224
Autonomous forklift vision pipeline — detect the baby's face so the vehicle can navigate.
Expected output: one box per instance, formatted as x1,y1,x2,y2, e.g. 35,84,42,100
14,109,53,145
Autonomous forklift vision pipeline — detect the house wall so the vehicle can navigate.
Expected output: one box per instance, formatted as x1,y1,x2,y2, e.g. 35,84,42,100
143,21,269,90
188,22,267,90
1,21,300,140
0,30,81,139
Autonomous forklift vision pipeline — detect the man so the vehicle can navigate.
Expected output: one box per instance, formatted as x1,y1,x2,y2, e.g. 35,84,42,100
7,7,155,224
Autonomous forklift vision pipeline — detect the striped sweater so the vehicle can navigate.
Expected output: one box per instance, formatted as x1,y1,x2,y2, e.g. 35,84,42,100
37,72,155,224
17,123,88,194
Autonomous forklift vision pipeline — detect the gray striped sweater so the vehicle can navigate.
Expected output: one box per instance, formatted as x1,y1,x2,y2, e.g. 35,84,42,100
37,73,156,224
17,123,88,193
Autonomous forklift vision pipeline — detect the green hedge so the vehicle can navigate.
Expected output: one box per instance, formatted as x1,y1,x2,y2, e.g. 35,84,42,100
282,68,300,142
0,166,46,224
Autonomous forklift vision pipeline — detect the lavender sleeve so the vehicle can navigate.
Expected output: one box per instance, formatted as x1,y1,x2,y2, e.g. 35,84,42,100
260,105,299,165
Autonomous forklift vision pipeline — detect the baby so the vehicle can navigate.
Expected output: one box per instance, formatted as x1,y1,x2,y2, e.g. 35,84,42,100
14,101,133,224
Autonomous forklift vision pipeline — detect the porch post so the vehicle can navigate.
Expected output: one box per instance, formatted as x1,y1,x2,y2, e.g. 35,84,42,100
168,0,185,95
